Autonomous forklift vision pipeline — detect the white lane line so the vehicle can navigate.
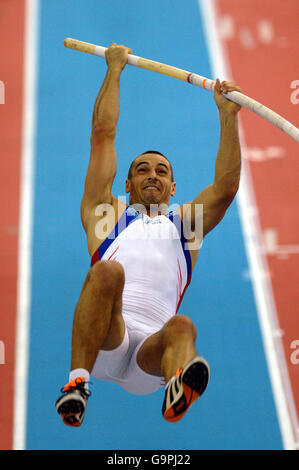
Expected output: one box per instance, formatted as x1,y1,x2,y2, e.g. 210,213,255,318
13,0,40,450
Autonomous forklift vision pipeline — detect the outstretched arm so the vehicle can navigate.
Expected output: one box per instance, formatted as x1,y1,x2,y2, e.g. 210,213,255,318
212,79,242,198
81,43,132,230
182,79,242,239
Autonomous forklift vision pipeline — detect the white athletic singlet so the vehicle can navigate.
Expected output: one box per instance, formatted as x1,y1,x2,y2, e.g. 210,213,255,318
91,206,194,333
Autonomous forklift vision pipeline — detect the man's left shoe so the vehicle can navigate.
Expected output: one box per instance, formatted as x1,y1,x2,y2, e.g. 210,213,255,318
162,356,210,423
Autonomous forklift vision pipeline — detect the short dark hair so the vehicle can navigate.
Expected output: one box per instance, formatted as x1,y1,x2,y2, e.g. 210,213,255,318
127,150,174,182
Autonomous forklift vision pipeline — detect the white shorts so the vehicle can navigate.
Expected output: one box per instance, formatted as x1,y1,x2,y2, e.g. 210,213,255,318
91,324,165,395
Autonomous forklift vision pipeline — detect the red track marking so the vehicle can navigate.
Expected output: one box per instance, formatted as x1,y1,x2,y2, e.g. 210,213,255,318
217,0,299,437
0,0,25,450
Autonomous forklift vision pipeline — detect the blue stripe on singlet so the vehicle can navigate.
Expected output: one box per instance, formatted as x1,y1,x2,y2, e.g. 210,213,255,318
91,205,139,265
167,211,193,281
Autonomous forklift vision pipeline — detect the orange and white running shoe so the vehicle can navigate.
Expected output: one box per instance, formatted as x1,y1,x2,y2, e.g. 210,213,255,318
55,377,91,427
162,356,210,423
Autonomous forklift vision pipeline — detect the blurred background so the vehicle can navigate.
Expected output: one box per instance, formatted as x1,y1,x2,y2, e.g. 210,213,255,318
0,0,298,450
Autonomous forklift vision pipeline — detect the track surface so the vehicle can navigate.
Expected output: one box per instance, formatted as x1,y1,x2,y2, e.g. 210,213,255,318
0,0,297,450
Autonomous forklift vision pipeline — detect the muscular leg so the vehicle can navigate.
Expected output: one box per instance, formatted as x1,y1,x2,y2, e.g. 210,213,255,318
71,260,125,373
137,315,198,382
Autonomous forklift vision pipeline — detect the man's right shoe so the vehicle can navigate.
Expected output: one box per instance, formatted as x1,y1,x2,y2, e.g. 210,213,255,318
55,377,90,427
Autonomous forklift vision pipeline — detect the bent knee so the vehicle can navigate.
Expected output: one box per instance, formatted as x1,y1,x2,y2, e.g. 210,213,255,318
164,315,197,340
88,260,125,293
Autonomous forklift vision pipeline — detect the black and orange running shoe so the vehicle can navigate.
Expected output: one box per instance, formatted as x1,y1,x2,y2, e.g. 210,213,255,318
162,356,210,423
55,377,91,427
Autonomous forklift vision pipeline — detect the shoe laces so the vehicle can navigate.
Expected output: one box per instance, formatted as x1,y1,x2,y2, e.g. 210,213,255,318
61,376,91,396
165,367,183,390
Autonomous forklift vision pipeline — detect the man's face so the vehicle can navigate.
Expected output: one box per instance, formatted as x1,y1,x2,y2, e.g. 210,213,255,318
125,153,176,208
